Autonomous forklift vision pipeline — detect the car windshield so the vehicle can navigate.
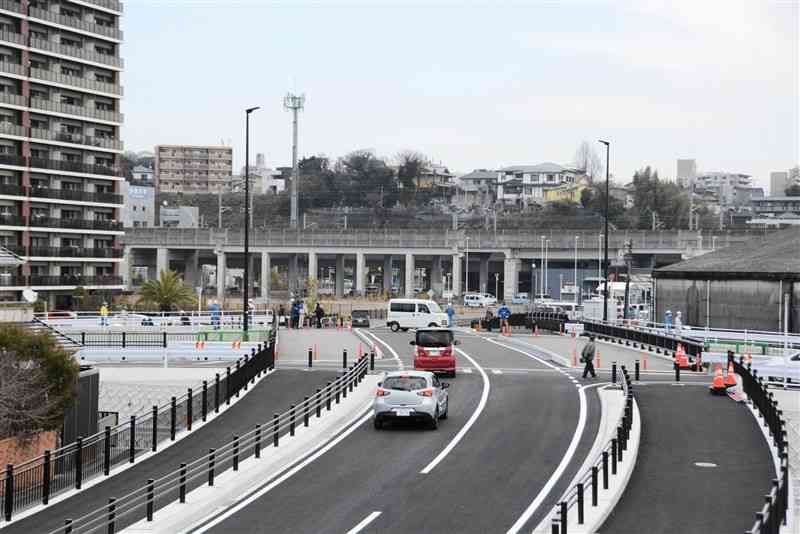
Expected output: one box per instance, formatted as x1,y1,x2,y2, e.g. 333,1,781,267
383,376,428,391
417,330,453,347
352,310,369,318
427,302,442,313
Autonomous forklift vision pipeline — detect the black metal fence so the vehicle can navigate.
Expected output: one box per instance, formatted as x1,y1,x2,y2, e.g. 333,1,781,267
582,320,704,357
736,358,790,534
43,356,371,534
0,330,277,524
549,365,635,533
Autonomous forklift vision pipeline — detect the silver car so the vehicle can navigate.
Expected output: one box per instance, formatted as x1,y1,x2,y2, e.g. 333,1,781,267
373,370,449,430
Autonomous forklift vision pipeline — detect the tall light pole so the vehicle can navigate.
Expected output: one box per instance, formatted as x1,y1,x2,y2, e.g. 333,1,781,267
539,236,545,297
574,235,579,303
599,140,610,321
531,262,536,309
243,106,260,333
284,93,305,229
465,236,470,294
494,272,500,299
544,239,550,297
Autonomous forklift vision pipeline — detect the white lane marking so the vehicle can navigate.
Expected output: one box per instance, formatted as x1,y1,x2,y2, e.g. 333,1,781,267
345,511,382,534
491,341,590,534
420,347,490,475
191,406,374,533
492,369,503,375
365,331,404,370
463,368,473,374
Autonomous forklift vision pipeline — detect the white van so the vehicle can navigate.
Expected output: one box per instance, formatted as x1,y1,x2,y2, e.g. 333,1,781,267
463,293,486,307
387,299,449,332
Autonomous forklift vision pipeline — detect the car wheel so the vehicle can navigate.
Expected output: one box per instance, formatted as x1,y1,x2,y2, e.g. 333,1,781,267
390,322,400,333
401,328,409,332
373,417,382,430
428,323,438,327
440,400,448,420
429,409,439,430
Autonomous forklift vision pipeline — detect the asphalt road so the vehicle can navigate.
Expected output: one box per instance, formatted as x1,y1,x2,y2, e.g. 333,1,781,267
199,331,602,534
5,369,338,534
600,384,775,534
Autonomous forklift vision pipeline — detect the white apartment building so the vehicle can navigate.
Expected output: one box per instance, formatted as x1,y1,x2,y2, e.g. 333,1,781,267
496,163,582,205
0,0,125,307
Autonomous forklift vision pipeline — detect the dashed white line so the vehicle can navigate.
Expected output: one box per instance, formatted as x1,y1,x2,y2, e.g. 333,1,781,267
364,331,404,371
420,347,490,475
463,368,473,374
345,511,382,534
492,369,503,375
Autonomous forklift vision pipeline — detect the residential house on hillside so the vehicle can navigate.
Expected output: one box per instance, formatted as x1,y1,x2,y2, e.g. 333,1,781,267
496,163,584,206
544,178,590,204
457,169,497,207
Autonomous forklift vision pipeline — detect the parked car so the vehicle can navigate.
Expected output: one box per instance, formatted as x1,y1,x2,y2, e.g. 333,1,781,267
411,327,458,377
387,298,448,332
512,293,530,305
373,370,449,430
463,293,486,307
482,293,498,306
365,284,381,296
351,309,371,328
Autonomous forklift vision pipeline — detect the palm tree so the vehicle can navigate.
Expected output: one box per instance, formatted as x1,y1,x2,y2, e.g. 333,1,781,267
137,270,196,311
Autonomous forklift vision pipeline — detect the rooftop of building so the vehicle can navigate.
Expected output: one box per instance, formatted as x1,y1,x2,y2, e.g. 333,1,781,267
753,196,800,202
500,162,576,173
654,227,800,280
459,169,497,181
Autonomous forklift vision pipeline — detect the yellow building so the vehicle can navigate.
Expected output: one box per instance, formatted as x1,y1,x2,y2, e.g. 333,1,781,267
544,179,590,204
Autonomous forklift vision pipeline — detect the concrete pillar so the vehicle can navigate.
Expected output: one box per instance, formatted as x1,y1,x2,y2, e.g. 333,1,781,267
503,257,519,303
184,251,199,286
261,252,270,300
355,252,366,296
216,251,226,301
121,246,131,288
308,251,318,282
383,255,393,294
451,254,461,297
335,254,345,298
288,254,298,296
479,255,489,295
156,247,168,277
405,253,415,298
431,256,443,296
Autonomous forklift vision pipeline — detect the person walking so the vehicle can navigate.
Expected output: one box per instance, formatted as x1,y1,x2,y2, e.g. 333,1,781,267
99,302,109,327
497,301,511,334
315,302,325,328
290,300,300,329
298,300,306,329
446,302,455,327
278,303,286,328
582,336,598,379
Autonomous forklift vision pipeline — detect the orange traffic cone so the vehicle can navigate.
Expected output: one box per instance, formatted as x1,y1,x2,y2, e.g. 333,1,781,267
595,349,601,369
676,344,689,368
195,340,205,349
642,352,648,371
724,363,737,387
710,365,726,395
572,348,578,368
534,326,540,337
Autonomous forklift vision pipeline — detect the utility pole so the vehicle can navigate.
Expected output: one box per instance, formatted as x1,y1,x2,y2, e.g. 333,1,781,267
284,93,305,229
599,139,610,322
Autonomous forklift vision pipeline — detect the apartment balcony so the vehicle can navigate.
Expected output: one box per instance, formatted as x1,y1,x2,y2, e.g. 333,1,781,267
29,156,120,177
29,36,123,69
0,153,26,167
28,274,123,286
81,0,123,14
0,275,27,287
28,246,123,258
0,122,25,137
30,127,123,150
2,244,25,255
0,214,25,226
29,185,123,204
29,215,122,231
0,183,25,196
30,66,123,96
0,61,24,76
0,92,25,108
0,29,24,46
0,0,24,15
30,96,123,123
28,6,122,41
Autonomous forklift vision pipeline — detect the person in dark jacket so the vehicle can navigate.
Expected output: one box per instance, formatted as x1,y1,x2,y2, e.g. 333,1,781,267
582,336,597,379
315,302,325,328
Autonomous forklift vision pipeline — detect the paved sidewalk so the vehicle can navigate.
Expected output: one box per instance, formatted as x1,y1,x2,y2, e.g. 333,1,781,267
601,385,774,533
2,369,338,534
771,389,799,529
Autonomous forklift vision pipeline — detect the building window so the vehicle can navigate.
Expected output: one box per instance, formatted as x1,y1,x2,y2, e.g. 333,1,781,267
61,65,82,77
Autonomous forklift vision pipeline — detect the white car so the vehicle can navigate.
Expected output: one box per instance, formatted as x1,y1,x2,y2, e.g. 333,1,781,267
483,293,498,306
463,293,486,307
387,299,448,332
373,370,449,429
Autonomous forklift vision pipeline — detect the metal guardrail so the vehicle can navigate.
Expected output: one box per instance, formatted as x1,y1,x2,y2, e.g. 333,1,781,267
549,365,635,533
41,356,371,534
583,320,705,358
736,358,790,534
0,330,277,524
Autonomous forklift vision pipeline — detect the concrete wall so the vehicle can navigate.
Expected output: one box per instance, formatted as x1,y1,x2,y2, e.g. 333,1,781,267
655,278,799,332
0,303,33,322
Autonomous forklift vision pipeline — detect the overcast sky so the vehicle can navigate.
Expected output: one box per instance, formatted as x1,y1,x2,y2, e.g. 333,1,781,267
122,0,799,192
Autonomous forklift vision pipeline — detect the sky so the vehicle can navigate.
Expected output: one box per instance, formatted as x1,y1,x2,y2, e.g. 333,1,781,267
121,0,800,192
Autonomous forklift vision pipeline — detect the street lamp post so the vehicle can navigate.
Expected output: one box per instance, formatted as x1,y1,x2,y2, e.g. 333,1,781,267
243,106,260,333
539,236,545,298
598,139,610,322
531,262,536,310
494,272,500,300
544,239,550,297
574,235,579,303
465,237,470,294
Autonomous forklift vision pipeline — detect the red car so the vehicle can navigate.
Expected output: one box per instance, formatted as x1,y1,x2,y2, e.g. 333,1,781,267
411,328,459,377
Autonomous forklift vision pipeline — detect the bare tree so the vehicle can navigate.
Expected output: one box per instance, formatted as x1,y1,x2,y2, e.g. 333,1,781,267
0,352,58,438
574,140,603,182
